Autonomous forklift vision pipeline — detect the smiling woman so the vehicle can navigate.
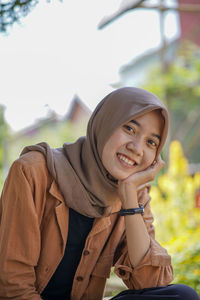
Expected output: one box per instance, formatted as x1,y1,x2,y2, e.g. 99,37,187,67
102,110,164,181
0,87,199,300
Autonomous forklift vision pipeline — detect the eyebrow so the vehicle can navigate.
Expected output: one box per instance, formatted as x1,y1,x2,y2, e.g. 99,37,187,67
130,119,140,127
152,133,161,142
130,119,161,142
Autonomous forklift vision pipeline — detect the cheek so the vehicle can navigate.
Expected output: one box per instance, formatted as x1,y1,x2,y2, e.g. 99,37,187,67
101,135,121,169
144,150,157,167
101,141,114,168
102,133,122,156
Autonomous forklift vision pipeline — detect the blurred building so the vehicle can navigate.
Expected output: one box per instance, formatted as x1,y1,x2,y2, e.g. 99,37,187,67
10,94,91,141
98,0,198,87
2,95,91,177
66,95,91,125
113,0,200,87
113,39,178,87
178,0,200,45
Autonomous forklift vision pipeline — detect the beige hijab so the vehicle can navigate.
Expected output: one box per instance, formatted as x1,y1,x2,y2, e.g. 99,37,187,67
21,87,169,217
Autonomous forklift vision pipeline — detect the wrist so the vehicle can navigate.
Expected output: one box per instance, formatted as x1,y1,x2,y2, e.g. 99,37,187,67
121,194,138,209
122,201,139,209
119,188,138,209
119,205,144,216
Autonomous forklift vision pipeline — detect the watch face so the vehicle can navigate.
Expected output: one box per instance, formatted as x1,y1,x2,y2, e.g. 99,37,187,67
135,207,144,214
139,206,144,215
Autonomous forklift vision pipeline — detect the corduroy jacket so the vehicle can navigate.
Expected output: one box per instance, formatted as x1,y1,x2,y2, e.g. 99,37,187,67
0,151,174,300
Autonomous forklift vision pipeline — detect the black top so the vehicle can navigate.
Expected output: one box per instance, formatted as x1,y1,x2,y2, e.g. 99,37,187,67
41,208,94,300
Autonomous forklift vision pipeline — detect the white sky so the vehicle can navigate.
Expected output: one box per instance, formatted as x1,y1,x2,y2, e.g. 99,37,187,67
0,0,180,131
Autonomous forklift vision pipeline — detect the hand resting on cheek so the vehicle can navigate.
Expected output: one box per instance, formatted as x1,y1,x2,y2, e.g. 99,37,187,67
118,155,165,209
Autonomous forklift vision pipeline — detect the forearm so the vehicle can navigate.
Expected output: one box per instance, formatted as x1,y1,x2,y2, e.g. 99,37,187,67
115,188,173,289
122,190,150,267
118,156,166,267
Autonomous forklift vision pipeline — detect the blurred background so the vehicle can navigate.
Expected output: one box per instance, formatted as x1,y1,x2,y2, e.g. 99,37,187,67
0,0,200,297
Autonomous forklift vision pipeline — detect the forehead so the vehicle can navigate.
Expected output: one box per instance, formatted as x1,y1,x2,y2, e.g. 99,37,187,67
129,110,164,133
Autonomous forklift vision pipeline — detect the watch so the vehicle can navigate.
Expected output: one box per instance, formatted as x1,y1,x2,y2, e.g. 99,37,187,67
119,205,144,216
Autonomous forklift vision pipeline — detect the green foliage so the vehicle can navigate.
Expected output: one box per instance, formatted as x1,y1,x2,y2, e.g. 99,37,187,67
142,42,200,163
150,141,200,294
0,0,39,32
142,43,200,110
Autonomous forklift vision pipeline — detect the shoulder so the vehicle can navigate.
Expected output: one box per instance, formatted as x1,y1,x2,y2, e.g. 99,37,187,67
10,151,50,183
17,151,47,167
12,151,47,170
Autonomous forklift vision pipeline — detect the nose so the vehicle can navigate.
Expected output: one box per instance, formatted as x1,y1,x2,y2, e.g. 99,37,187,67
126,139,143,157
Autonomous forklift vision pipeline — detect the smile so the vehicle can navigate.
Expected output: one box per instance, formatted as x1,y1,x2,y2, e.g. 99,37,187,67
117,153,137,167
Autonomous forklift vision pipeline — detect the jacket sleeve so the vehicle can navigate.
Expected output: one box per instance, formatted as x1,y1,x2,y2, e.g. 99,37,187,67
113,188,174,290
0,159,42,299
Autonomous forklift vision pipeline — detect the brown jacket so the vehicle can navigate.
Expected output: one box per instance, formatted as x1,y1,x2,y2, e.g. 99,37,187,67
0,152,174,300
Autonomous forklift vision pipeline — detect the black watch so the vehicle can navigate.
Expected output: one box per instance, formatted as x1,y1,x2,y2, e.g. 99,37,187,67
119,205,144,216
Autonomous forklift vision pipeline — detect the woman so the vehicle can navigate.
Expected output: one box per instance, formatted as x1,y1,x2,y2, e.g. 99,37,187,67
0,87,199,300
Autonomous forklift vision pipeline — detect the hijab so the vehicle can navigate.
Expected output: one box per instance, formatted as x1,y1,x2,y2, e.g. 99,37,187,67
21,87,169,218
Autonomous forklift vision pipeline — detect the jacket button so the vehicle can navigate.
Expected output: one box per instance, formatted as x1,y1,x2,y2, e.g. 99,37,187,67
83,250,90,256
76,276,84,281
119,269,126,276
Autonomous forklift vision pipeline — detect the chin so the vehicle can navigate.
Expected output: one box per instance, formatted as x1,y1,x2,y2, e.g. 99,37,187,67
113,172,132,181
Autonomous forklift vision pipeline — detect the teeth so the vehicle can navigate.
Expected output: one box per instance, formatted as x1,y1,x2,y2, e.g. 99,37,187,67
118,154,135,166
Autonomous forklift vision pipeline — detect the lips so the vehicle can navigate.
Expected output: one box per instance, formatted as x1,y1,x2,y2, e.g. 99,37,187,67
117,153,137,167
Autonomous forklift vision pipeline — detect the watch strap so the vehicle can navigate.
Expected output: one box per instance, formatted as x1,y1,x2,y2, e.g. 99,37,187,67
119,205,144,216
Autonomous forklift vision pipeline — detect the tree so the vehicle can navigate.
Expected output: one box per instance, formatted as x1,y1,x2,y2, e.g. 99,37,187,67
0,0,40,32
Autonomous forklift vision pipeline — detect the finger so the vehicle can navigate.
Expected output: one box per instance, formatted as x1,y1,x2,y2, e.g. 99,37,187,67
143,159,165,182
157,155,165,166
152,156,165,171
137,182,151,192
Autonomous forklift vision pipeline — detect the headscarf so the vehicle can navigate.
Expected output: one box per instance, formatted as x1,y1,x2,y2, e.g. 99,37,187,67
21,87,169,217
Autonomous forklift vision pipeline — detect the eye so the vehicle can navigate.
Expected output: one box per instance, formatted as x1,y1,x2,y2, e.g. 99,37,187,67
123,124,136,134
148,139,158,148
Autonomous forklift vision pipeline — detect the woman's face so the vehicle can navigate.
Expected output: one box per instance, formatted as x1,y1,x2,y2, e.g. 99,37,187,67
101,110,164,181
